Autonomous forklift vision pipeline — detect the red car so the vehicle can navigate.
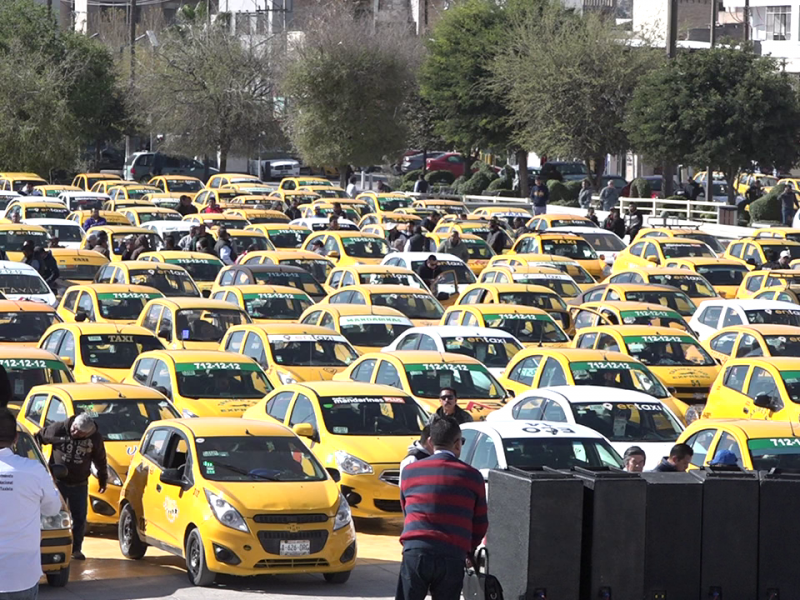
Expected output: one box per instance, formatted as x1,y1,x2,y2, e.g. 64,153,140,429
426,152,467,177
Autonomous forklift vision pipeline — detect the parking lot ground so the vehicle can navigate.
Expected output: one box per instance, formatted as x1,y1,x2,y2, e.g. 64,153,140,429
39,519,403,600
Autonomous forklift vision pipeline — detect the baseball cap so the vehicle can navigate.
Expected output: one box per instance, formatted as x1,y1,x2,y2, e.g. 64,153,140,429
710,449,738,466
781,250,791,259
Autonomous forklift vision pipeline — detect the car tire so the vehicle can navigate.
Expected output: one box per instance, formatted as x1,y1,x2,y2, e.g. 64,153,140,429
185,529,216,586
323,571,352,584
46,565,70,587
119,503,147,560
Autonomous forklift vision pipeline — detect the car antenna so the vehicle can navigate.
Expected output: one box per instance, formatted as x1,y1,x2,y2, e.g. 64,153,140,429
245,429,255,436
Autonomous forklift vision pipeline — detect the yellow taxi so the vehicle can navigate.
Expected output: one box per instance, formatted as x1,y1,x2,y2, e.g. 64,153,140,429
324,265,427,294
124,349,273,417
357,212,421,230
32,185,82,198
220,182,275,198
318,198,371,218
735,172,778,195
67,210,130,229
607,267,719,304
191,188,242,211
724,237,800,269
236,250,335,284
632,227,726,255
525,213,598,232
468,206,533,227
613,237,716,273
212,264,326,302
57,284,163,324
12,424,72,586
94,261,201,298
752,227,800,244
118,417,356,585
206,172,262,189
51,248,109,287
267,189,320,207
301,231,389,266
245,223,311,249
441,304,569,347
0,300,62,347
102,199,155,212
0,172,46,192
427,232,494,276
296,185,348,200
572,325,719,407
488,253,597,290
677,419,800,470
221,323,359,384
91,180,143,195
225,208,290,225
183,213,250,231
211,228,275,253
299,304,413,354
0,347,73,414
334,351,508,419
243,380,424,522
147,175,205,197
136,297,251,350
39,322,164,383
79,225,163,262
0,223,49,260
223,195,275,209
511,233,605,279
139,192,182,210
278,176,332,190
323,284,444,327
571,301,693,334
478,265,582,300
18,383,178,525
433,220,493,241
661,257,749,298
211,285,313,323
108,184,161,202
453,282,571,332
702,357,800,422
736,269,800,299
754,287,800,303
120,206,183,226
3,200,70,221
703,324,800,364
578,283,697,317
300,203,361,222
412,199,468,216
137,251,223,297
355,192,413,215
72,172,121,191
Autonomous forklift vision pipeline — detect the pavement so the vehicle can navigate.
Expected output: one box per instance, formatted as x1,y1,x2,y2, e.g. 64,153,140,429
40,519,402,600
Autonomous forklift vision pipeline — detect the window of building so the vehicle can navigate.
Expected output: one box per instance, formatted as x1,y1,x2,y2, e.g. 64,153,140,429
766,6,791,41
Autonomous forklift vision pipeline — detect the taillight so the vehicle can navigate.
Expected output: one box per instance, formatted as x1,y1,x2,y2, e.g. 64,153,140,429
131,168,136,176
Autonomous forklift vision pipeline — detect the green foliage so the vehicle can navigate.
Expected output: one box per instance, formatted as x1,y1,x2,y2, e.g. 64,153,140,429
404,169,423,183
564,180,583,201
451,175,468,193
630,178,652,198
460,171,493,195
425,170,455,185
403,91,446,157
486,165,514,192
750,183,784,223
400,180,417,192
625,46,800,204
547,179,577,206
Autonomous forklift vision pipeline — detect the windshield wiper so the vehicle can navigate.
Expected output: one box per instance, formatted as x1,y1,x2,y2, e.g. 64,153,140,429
213,461,280,481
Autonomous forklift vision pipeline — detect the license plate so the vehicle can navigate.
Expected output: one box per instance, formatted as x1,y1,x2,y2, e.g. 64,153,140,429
280,540,310,556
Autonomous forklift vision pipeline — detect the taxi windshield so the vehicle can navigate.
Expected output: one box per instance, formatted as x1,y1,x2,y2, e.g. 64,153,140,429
111,233,163,255
24,206,69,219
70,197,105,211
377,196,412,211
765,273,800,287
762,245,800,260
197,436,326,482
619,310,691,331
120,188,155,199
165,258,221,282
165,180,203,193
372,293,444,320
265,229,309,248
41,224,83,243
341,236,389,259
136,211,181,223
176,308,248,342
515,275,580,298
1,357,73,401
243,293,311,320
579,232,626,252
230,235,271,251
441,336,521,369
253,270,325,297
503,436,622,470
530,261,594,284
73,399,178,441
129,268,199,297
339,316,413,347
80,333,163,369
569,361,670,398
0,312,59,342
622,291,696,315
572,401,682,442
357,272,425,289
550,219,594,228
410,260,476,284
676,233,724,254
748,438,800,470
0,229,48,251
404,363,505,399
647,274,717,297
204,219,248,230
312,188,346,198
622,334,715,366
541,239,597,259
268,334,358,366
319,395,426,436
482,313,568,343
660,242,714,258
176,361,272,398
763,335,800,356
463,239,494,259
0,273,50,296
280,259,332,283
498,292,567,311
97,292,161,321
745,309,800,326
695,264,747,285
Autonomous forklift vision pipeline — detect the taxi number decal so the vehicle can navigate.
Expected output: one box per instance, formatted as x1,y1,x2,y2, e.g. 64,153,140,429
438,261,463,267
271,230,301,235
614,403,662,411
245,293,306,300
342,237,379,243
454,337,507,344
0,358,64,370
175,362,259,372
530,274,571,281
521,423,575,435
625,335,691,344
751,438,800,449
328,396,403,404
485,313,551,321
73,258,90,263
267,334,346,342
339,315,411,326
99,292,160,300
406,363,486,373
171,259,215,265
621,310,675,318
574,361,633,370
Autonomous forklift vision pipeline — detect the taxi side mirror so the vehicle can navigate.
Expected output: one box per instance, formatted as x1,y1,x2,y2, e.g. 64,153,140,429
754,393,774,410
160,468,185,487
292,423,316,440
75,311,88,322
326,468,341,483
327,251,340,259
436,292,450,301
158,328,172,342
506,389,515,399
646,255,659,263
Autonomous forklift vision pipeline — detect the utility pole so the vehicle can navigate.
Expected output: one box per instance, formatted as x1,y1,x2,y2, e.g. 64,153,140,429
706,0,717,204
125,0,137,165
662,0,678,197
744,0,750,42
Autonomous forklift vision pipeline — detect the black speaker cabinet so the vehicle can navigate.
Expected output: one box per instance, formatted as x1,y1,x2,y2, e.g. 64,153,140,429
758,470,800,598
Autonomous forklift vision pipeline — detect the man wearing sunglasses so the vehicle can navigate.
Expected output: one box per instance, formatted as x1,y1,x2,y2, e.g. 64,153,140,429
430,387,473,425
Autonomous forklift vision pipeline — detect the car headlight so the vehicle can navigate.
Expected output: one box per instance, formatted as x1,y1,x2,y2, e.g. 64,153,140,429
182,408,198,418
90,374,111,383
278,371,297,385
41,510,72,530
204,489,249,533
90,464,123,486
334,450,373,475
332,493,352,531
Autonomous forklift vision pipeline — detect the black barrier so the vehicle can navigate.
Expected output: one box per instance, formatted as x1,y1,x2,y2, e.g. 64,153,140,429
573,467,647,600
692,468,759,600
758,470,800,597
486,468,584,600
640,472,703,600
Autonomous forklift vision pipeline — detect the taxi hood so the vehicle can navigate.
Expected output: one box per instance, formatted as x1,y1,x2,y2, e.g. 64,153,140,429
83,365,128,383
208,479,339,517
104,441,140,472
327,434,418,464
650,365,718,384
280,366,344,382
187,397,262,417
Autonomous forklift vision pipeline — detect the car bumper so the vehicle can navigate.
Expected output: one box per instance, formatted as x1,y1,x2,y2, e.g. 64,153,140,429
340,468,403,518
88,482,123,525
41,530,72,573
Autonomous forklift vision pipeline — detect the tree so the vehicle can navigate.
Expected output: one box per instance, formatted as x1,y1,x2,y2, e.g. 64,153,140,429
494,3,659,189
625,46,800,205
135,17,280,171
402,89,446,174
281,5,420,185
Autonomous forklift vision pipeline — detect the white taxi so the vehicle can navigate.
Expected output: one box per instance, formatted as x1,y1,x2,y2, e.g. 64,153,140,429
0,261,56,306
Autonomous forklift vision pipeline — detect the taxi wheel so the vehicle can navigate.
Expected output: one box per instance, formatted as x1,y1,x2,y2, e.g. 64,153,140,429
119,504,147,560
185,529,216,586
323,571,352,584
46,566,70,587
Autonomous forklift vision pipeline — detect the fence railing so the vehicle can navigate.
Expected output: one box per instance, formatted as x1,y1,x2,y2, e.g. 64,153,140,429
617,197,722,224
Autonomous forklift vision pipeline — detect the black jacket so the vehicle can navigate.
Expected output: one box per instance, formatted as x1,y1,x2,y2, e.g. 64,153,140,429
430,405,474,425
603,215,625,239
652,458,678,472
0,364,11,408
285,206,301,220
37,416,108,487
177,203,198,216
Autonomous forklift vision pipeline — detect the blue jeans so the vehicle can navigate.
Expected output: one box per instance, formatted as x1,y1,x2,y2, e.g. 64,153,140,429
533,205,547,215
783,206,795,226
58,482,88,553
0,585,38,600
395,548,465,600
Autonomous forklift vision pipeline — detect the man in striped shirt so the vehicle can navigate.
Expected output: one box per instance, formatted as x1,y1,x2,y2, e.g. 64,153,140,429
396,417,488,600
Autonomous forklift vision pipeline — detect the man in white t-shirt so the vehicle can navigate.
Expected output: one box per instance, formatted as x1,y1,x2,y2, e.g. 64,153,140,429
0,408,62,599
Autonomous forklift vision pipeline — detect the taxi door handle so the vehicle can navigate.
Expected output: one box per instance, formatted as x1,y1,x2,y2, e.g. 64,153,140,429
743,407,749,414
156,484,162,492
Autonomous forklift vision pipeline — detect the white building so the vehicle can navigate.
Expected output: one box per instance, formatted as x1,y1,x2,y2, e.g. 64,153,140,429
724,1,800,71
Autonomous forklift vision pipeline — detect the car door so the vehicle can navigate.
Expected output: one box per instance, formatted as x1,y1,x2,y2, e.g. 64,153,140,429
469,432,500,479
143,429,188,551
537,358,567,387
242,333,267,370
374,359,402,389
510,395,546,420
502,355,543,394
22,392,49,434
149,360,174,401
706,331,738,363
707,364,751,419
76,292,96,321
624,242,646,268
287,393,320,448
683,428,719,468
350,358,377,383
745,366,784,420
396,334,420,350
734,333,763,359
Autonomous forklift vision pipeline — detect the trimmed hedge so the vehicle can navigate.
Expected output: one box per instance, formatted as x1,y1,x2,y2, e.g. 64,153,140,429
749,183,784,223
403,169,422,183
547,180,579,207
425,170,455,185
460,171,493,195
630,178,652,198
